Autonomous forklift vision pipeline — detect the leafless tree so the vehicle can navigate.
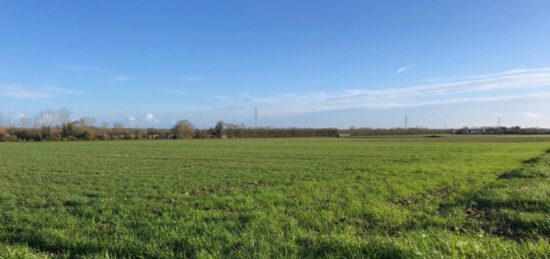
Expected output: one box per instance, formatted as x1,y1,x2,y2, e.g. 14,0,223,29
100,122,110,140
77,117,96,127
19,115,31,128
173,120,195,139
57,108,72,124
113,122,125,139
37,110,56,127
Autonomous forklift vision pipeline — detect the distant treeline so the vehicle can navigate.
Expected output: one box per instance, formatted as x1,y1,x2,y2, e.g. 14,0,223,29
0,121,341,141
2,121,549,142
1,109,549,141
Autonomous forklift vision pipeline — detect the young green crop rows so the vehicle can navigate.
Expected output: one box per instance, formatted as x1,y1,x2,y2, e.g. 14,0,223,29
0,138,549,258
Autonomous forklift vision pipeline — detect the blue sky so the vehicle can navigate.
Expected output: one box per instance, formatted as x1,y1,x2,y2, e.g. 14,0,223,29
1,0,550,128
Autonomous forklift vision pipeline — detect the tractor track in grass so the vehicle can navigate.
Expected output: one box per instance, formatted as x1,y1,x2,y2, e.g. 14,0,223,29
438,149,550,241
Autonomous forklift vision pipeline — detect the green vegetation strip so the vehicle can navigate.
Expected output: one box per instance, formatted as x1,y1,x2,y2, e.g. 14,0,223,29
0,139,549,258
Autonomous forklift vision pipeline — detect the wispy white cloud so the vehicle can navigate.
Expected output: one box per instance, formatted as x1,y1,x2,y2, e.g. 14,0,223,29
523,112,540,118
0,85,53,99
0,84,79,99
216,95,230,101
144,113,159,124
114,75,131,81
42,85,80,94
395,63,416,74
238,67,550,115
246,92,550,115
15,113,27,119
376,92,550,109
127,116,138,126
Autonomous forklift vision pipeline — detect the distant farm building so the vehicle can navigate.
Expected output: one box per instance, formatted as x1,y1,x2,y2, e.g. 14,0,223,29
468,129,480,134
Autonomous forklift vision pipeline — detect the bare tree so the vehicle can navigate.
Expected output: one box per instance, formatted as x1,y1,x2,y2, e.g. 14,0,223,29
74,117,97,140
77,117,96,127
18,115,31,128
37,110,56,127
173,120,195,139
57,108,72,124
100,122,110,140
113,122,125,139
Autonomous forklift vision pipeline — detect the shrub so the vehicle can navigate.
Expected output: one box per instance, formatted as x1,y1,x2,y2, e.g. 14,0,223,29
0,128,11,141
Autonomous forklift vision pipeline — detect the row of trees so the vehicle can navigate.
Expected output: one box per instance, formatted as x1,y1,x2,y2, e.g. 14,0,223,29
0,120,340,141
341,127,451,136
171,120,340,139
0,123,171,142
2,110,549,142
3,123,550,142
453,126,550,135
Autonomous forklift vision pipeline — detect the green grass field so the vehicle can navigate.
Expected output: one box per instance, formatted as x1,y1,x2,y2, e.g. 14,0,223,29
1,136,549,258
